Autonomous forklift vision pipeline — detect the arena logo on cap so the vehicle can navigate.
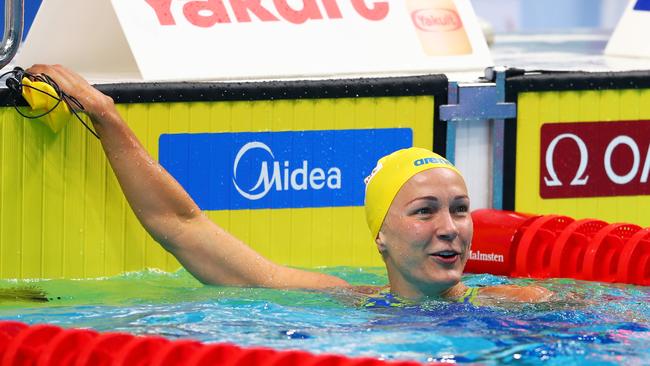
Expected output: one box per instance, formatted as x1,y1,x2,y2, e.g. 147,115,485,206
159,129,412,210
413,156,452,166
540,121,650,198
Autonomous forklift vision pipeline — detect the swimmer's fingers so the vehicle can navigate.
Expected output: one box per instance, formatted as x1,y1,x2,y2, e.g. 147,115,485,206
24,64,112,118
26,64,83,94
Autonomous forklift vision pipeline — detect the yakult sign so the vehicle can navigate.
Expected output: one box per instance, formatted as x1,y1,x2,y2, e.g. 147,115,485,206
540,121,650,198
15,0,491,81
144,0,390,25
159,129,412,210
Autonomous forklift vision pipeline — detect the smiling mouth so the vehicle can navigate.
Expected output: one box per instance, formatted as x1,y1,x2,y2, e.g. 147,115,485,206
430,250,461,263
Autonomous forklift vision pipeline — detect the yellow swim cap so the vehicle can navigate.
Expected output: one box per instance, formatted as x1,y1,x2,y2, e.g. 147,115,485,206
21,77,71,133
364,147,461,240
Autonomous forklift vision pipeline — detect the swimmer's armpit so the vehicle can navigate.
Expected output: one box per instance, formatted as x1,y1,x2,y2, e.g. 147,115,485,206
0,286,49,303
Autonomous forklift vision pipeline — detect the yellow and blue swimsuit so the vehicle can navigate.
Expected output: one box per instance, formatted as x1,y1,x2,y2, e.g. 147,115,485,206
457,287,480,305
363,287,480,308
363,290,406,308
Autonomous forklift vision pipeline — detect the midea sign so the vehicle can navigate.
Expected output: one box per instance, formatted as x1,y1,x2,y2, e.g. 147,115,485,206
159,129,412,210
540,121,650,198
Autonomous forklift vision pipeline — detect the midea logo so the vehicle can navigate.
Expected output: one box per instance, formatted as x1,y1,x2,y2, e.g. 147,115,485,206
232,142,342,200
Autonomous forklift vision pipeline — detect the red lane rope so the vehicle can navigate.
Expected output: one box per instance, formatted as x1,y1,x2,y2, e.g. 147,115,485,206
0,321,429,366
470,209,650,285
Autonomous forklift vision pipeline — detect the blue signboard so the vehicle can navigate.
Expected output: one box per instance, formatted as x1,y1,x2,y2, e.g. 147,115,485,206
635,0,650,11
159,129,413,210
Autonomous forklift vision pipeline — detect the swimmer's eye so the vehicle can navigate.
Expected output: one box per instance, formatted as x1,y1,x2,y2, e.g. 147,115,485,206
411,205,437,220
414,207,433,215
452,204,469,215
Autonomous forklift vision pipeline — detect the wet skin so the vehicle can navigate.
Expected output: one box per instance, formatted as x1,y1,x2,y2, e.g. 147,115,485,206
376,168,472,300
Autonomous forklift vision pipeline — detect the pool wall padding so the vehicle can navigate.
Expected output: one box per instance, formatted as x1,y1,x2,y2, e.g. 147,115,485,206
504,70,650,226
0,76,448,280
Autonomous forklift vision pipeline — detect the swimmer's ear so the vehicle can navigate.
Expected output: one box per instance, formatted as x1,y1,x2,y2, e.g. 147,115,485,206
375,232,387,254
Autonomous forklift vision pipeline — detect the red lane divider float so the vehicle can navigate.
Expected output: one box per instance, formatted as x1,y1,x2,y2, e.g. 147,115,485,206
513,214,574,278
618,228,650,286
466,209,539,275
549,219,607,280
583,223,641,282
470,209,650,286
0,321,429,366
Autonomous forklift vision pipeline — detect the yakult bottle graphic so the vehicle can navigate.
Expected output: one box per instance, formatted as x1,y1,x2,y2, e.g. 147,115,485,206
407,0,472,56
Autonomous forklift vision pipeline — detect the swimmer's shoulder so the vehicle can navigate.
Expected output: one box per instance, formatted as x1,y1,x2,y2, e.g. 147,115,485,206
351,285,387,295
322,285,391,307
477,284,554,303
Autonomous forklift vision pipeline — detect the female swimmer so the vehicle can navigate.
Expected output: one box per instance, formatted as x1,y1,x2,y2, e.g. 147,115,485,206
24,64,552,305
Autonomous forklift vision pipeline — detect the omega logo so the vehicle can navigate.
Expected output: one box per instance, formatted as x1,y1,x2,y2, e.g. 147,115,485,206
544,133,650,187
544,133,590,187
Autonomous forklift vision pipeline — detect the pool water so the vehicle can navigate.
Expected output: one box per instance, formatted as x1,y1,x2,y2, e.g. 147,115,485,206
1,267,649,365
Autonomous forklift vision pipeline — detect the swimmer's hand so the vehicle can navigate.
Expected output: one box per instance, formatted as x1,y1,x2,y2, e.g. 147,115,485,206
25,64,114,121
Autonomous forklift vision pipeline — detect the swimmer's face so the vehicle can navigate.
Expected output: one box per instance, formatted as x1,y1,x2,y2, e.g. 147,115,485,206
376,168,473,299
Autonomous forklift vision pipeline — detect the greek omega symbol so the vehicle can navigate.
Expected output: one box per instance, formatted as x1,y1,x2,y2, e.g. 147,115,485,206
543,133,589,187
232,141,342,200
540,121,650,199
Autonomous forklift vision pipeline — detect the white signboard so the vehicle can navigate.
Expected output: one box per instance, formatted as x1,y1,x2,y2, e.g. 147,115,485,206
606,0,650,59
17,0,492,81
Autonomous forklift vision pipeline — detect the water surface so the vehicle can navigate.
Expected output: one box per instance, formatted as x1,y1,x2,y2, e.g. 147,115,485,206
1,267,649,365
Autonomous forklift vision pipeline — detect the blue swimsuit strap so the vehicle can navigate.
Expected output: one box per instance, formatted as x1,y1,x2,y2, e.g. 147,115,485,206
363,289,405,308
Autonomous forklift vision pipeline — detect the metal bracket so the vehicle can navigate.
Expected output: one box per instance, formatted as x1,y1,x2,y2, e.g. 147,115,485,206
440,68,516,122
439,67,517,210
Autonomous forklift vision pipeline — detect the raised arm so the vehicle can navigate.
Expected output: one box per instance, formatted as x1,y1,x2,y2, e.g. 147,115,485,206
26,64,349,289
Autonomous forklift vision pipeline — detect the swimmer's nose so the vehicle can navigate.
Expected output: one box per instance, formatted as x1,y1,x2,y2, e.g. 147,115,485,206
436,211,459,242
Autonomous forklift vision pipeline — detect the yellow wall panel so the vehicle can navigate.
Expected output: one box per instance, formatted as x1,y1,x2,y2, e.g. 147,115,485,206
21,121,44,278
61,119,86,279
82,129,107,278
515,89,650,227
0,94,435,279
41,131,65,278
1,112,24,278
0,114,24,276
104,167,126,274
